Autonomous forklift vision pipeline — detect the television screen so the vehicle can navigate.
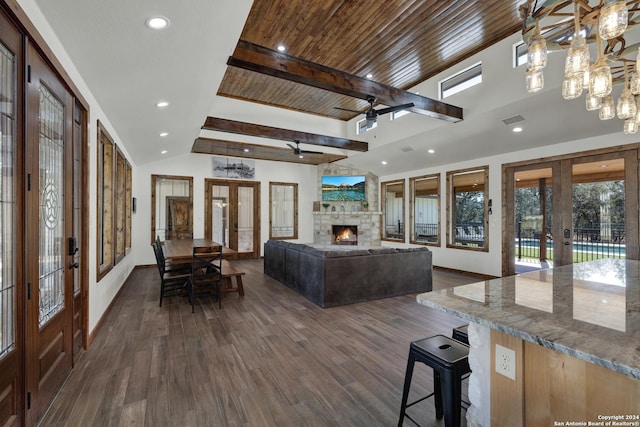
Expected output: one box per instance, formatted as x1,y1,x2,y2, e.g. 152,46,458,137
322,175,366,201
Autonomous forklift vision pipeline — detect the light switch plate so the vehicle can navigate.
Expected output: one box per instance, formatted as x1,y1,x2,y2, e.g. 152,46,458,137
495,344,516,381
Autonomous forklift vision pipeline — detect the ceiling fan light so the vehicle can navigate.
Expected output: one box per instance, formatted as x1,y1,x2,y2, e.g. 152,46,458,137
617,88,636,119
526,67,544,93
589,59,612,98
624,118,638,134
599,0,628,40
599,95,615,120
562,74,583,100
565,36,590,77
586,92,602,111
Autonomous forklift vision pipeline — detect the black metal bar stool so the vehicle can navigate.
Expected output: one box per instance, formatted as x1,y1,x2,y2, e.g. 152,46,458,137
398,335,470,427
452,324,469,345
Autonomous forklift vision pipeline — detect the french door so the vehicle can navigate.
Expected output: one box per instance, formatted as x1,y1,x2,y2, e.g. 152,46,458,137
205,179,260,259
25,45,75,425
503,148,639,276
0,12,24,427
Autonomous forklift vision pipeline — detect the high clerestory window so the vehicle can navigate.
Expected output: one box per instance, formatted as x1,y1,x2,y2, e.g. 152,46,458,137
440,62,482,99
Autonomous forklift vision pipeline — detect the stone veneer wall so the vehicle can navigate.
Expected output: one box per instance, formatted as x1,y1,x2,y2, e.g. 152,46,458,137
314,164,381,246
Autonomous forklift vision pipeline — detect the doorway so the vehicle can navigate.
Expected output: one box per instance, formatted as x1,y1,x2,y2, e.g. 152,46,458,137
503,148,639,276
204,179,260,259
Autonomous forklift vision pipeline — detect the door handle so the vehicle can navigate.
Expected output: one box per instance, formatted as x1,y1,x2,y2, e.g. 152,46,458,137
69,262,79,269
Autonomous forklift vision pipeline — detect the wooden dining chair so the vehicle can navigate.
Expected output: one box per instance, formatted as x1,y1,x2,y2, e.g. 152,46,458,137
153,241,190,307
188,245,223,313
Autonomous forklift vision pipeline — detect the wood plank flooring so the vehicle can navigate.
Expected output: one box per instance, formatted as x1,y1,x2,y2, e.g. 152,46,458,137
38,260,479,427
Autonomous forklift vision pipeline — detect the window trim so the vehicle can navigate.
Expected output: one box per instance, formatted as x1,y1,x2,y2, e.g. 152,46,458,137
269,182,298,240
446,166,489,252
409,173,440,246
381,179,405,242
439,62,482,99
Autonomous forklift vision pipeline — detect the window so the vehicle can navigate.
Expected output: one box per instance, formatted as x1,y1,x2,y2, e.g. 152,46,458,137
97,121,133,280
440,62,482,99
97,122,114,279
410,174,440,246
356,118,377,134
151,175,193,243
269,182,298,239
514,42,528,68
381,179,405,241
391,109,410,120
447,166,489,250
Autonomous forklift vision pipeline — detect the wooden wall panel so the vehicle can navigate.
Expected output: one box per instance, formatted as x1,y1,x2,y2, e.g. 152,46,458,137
490,329,524,426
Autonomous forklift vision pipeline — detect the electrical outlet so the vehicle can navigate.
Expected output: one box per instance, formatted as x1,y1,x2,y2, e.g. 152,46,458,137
495,344,516,381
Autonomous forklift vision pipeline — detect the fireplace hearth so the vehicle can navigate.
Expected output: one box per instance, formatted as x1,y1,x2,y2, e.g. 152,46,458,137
332,225,358,245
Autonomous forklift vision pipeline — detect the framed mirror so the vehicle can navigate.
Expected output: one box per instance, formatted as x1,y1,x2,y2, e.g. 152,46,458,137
381,179,405,241
269,182,298,239
151,174,193,243
446,166,489,250
410,174,440,246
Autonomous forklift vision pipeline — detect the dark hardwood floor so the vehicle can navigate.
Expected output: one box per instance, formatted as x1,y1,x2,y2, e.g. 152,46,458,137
38,260,478,427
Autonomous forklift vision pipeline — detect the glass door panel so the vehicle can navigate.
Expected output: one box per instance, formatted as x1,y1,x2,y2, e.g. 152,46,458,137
237,186,254,252
212,184,229,247
38,85,65,327
572,158,625,263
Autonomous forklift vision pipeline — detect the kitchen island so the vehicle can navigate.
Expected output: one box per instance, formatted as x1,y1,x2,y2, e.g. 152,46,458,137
417,258,639,426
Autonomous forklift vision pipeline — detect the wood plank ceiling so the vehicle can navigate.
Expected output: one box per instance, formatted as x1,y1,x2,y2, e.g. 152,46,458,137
199,0,524,164
220,0,523,118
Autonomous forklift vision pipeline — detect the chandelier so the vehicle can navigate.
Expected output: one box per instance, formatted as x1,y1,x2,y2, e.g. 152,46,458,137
521,0,640,134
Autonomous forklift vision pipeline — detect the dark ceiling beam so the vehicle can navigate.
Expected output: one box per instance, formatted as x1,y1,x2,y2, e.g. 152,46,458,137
227,40,463,123
192,138,347,165
201,116,368,152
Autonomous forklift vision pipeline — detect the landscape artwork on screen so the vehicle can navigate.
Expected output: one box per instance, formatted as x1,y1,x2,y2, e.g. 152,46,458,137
322,175,366,201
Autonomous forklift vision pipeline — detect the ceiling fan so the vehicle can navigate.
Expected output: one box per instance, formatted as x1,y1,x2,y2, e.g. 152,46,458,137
287,140,323,156
335,96,414,128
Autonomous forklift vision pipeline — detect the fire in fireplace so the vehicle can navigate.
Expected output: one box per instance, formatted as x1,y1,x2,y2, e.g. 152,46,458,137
332,225,358,245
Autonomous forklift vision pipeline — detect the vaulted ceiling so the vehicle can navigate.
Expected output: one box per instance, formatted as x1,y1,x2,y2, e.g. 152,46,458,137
219,0,522,120
32,0,634,175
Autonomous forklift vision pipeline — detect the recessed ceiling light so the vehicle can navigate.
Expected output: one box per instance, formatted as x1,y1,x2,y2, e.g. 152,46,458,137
277,45,286,52
366,73,373,79
244,148,250,152
428,149,435,154
146,16,169,30
600,164,608,168
161,150,168,154
298,155,304,159
160,132,168,137
381,160,387,165
156,101,169,108
512,126,523,133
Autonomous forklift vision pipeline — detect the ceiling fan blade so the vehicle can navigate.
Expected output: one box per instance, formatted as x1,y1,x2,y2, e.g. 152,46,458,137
286,143,296,150
334,107,365,114
375,102,415,116
300,149,324,154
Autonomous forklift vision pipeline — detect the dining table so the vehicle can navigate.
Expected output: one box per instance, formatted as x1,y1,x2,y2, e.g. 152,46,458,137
162,238,238,262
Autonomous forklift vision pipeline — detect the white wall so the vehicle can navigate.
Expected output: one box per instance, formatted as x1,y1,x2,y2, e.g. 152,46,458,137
18,0,137,334
134,153,318,266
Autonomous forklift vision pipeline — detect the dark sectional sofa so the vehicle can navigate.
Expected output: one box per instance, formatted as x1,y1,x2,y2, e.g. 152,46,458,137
263,240,432,308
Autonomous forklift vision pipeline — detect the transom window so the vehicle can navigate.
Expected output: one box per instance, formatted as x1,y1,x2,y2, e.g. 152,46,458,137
440,62,482,99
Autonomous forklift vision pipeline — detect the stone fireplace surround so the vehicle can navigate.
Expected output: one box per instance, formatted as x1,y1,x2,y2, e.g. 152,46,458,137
314,165,381,246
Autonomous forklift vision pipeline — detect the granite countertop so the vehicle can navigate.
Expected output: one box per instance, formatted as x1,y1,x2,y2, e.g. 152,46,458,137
417,258,640,379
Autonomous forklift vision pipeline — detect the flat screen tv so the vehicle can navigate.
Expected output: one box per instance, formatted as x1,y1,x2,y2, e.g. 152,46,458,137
321,175,366,201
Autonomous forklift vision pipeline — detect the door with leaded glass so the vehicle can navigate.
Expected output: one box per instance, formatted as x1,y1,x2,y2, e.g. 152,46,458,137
0,12,24,427
25,44,74,426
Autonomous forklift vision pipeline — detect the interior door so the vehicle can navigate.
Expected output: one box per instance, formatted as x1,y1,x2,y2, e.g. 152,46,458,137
25,44,74,425
205,179,260,259
166,196,191,240
0,12,24,427
504,149,638,276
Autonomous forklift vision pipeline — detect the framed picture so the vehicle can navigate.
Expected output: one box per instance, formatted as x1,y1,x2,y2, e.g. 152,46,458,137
212,157,255,179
